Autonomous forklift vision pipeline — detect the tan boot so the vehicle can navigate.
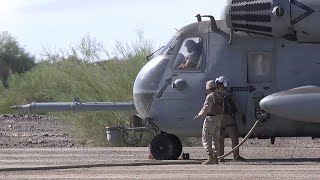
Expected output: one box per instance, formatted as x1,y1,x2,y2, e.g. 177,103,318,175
202,154,219,165
233,155,246,162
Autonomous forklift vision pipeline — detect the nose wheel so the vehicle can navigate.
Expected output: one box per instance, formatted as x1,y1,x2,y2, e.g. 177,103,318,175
149,133,182,160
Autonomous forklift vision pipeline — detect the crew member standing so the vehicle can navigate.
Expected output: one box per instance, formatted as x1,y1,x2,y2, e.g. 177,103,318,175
215,76,245,161
194,80,223,165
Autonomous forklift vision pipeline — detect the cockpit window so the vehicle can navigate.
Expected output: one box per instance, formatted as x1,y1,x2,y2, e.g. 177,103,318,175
158,33,180,56
173,37,204,70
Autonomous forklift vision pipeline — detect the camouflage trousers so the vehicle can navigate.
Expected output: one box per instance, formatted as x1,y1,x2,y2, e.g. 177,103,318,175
202,115,222,157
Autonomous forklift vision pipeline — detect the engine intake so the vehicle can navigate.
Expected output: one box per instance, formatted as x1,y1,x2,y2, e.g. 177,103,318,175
225,0,320,43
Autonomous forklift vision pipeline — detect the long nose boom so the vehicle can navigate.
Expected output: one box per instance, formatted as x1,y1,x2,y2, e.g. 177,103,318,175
259,86,320,123
11,99,135,112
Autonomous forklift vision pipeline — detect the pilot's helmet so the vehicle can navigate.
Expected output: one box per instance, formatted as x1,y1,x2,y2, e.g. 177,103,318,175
206,80,216,90
185,40,196,50
215,76,229,87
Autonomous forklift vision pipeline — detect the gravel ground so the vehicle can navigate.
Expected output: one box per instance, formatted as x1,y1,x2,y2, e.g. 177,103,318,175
1,114,320,179
0,114,76,148
1,146,320,179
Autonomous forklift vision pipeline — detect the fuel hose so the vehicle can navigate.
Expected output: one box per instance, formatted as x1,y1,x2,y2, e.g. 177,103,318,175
218,113,269,160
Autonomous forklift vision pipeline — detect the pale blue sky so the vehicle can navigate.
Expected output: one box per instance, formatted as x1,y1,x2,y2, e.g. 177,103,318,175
0,0,226,59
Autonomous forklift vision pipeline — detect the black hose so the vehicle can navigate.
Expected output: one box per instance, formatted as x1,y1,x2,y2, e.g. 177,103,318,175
122,128,144,146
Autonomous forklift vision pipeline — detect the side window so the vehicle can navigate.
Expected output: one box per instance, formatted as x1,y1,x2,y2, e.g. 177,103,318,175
173,37,204,70
247,52,272,83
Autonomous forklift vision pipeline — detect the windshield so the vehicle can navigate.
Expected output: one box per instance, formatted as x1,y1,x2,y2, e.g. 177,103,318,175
158,33,180,56
133,56,169,94
133,56,169,117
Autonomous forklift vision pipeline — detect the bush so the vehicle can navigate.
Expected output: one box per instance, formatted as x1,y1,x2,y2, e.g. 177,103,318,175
0,31,35,88
0,33,154,146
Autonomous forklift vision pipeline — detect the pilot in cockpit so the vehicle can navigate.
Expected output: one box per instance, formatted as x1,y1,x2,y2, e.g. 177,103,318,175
177,40,201,69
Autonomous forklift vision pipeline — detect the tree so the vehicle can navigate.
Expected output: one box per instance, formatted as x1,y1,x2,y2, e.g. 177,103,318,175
0,31,35,87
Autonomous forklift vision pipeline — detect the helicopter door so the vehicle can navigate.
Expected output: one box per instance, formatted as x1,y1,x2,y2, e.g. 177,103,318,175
154,37,207,132
246,51,275,137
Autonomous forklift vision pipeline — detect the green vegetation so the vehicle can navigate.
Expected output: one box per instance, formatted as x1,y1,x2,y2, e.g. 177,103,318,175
0,33,155,146
0,31,35,88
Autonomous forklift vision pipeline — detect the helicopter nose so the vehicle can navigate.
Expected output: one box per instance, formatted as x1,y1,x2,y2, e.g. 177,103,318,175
133,56,169,118
133,92,155,118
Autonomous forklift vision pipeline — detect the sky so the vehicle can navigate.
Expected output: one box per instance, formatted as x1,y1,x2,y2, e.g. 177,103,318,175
0,0,226,59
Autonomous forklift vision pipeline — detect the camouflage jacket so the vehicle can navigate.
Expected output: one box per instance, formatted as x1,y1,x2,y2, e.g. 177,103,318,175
197,91,223,118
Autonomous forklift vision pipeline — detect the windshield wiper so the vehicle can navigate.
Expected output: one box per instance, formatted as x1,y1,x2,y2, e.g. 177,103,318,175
146,46,164,61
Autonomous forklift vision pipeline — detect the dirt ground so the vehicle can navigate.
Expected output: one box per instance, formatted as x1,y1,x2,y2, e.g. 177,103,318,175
1,146,320,179
1,114,320,179
0,113,76,148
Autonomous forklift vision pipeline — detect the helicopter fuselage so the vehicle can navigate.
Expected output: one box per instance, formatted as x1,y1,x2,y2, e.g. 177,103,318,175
133,20,320,139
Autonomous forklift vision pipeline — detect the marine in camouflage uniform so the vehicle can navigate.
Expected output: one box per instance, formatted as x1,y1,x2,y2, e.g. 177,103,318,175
216,77,245,161
194,80,223,165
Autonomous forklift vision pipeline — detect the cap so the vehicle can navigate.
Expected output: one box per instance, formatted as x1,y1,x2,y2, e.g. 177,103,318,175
206,80,216,90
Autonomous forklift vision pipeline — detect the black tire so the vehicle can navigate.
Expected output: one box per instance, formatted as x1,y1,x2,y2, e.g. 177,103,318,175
167,134,182,160
149,133,183,160
149,134,174,160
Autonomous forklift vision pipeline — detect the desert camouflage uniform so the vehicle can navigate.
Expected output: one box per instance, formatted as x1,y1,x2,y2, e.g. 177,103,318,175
218,88,241,159
197,91,223,157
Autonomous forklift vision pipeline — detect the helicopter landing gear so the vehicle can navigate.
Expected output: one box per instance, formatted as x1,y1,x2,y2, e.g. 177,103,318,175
167,134,183,159
149,133,182,160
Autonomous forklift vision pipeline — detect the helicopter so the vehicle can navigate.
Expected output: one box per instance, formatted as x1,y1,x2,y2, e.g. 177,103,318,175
12,0,320,160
